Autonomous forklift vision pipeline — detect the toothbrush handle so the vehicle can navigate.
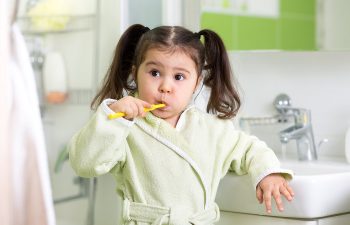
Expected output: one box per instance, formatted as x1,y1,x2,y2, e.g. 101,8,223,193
107,104,165,120
107,112,125,120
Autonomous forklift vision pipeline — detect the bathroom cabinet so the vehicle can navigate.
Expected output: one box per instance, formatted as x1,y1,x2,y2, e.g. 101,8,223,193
17,5,99,107
200,0,350,51
218,211,350,225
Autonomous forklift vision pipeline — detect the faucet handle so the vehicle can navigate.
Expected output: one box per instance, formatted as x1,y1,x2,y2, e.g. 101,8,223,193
273,94,306,118
318,138,329,151
274,93,292,114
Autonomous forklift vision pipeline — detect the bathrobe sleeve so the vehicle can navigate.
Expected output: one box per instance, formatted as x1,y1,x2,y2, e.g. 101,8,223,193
68,99,132,178
221,121,293,188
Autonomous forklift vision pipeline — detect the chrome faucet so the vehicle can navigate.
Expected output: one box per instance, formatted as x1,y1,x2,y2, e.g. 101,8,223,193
274,94,318,161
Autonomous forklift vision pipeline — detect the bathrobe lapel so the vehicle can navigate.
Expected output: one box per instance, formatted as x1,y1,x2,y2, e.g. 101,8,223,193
135,111,210,209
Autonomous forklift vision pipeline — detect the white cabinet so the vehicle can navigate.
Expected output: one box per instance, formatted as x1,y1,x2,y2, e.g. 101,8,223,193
218,211,350,225
217,212,317,225
319,0,350,50
318,213,350,225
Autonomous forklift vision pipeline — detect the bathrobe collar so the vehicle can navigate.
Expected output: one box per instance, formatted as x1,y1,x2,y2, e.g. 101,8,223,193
136,104,196,156
131,91,194,131
134,107,210,209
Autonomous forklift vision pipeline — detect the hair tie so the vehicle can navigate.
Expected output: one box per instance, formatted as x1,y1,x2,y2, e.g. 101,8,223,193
143,26,150,33
193,32,201,39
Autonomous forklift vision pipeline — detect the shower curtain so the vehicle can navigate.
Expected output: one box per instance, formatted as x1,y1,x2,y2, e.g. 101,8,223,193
0,1,56,224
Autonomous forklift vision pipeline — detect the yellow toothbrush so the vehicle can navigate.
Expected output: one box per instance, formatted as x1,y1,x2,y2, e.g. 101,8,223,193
108,103,166,120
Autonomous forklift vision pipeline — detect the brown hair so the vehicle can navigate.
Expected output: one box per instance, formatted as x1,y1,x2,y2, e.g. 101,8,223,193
91,24,241,119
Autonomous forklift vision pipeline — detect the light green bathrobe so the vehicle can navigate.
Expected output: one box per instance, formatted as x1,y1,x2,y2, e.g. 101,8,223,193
69,99,292,225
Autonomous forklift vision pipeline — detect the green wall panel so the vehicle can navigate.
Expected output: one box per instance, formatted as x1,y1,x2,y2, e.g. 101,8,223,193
280,18,316,50
236,16,277,50
201,13,236,50
281,0,316,16
200,0,317,51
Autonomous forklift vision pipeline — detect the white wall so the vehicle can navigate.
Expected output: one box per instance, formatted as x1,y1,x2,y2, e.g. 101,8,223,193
229,51,350,158
127,0,162,27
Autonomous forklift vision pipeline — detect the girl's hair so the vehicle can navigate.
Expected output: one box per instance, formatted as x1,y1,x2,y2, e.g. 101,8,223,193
91,24,241,119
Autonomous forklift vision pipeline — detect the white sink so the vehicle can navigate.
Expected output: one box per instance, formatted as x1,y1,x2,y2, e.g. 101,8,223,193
216,157,350,218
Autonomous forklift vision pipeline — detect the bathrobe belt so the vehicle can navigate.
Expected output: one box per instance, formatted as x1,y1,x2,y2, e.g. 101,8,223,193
123,198,220,225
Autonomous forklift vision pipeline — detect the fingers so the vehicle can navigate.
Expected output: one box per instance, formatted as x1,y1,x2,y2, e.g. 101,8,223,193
258,174,296,214
110,97,152,120
135,100,146,118
272,188,283,212
280,183,294,201
141,100,152,109
263,188,272,214
136,99,154,117
256,185,263,204
271,183,296,212
124,100,149,119
260,185,282,214
123,102,139,119
285,182,295,197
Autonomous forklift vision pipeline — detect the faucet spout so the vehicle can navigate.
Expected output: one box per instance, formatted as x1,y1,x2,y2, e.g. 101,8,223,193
279,124,318,161
280,124,308,143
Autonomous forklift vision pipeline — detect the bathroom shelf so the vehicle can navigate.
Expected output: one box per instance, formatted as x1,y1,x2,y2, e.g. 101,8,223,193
43,89,95,106
18,13,100,109
17,15,96,35
65,89,95,105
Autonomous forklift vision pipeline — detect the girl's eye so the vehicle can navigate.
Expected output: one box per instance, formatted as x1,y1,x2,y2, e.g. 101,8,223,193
174,74,184,81
150,70,160,77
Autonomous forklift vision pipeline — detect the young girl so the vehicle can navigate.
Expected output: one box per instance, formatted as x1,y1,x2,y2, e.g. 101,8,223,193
68,24,294,225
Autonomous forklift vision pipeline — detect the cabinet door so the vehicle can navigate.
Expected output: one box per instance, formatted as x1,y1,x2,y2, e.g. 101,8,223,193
200,0,317,51
320,0,350,50
218,212,317,225
318,213,350,225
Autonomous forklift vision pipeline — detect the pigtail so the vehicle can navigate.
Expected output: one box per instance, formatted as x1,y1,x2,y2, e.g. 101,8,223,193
90,24,150,110
198,29,241,119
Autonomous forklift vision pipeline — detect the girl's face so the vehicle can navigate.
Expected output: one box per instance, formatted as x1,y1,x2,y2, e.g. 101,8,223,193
136,48,200,127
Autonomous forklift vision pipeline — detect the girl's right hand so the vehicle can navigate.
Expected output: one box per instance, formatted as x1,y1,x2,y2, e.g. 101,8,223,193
108,96,152,120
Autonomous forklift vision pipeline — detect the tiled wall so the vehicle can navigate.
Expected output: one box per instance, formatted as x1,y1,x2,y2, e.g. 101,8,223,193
201,0,316,51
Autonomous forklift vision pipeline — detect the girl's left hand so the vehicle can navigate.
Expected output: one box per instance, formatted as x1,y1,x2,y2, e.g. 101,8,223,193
256,173,294,213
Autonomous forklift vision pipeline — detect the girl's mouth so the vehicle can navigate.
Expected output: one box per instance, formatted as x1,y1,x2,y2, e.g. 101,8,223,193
159,105,170,111
155,101,170,111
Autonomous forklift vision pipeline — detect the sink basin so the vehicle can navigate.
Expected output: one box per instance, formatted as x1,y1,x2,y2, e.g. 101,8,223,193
216,157,350,218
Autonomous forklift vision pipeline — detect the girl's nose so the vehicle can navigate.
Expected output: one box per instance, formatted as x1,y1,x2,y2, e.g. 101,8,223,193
159,79,172,93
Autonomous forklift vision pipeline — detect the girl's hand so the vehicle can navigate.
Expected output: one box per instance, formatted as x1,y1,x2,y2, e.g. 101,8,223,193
256,173,294,214
108,96,152,120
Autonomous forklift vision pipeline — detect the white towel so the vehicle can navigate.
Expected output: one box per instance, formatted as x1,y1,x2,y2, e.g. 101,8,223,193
2,24,56,225
0,1,13,224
